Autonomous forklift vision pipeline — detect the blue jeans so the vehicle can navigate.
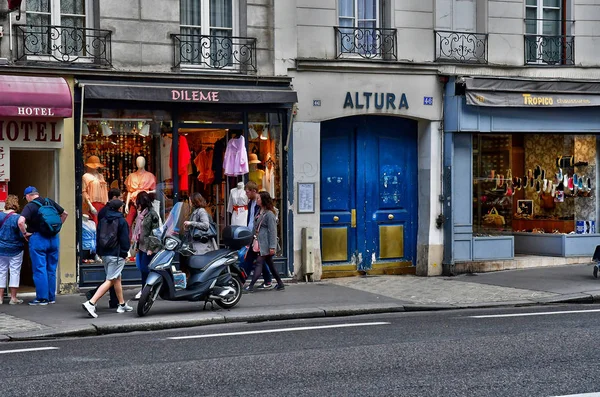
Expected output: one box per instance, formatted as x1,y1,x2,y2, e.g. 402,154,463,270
136,251,155,286
240,251,272,284
29,233,59,301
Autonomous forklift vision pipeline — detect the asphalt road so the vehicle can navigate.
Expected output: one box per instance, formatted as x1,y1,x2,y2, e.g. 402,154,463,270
2,304,600,397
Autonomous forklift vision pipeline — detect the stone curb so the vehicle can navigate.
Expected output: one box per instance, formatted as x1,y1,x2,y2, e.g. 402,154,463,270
6,325,97,341
2,297,597,341
533,293,594,304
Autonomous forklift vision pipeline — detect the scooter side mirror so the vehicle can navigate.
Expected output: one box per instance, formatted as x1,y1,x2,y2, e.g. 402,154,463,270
180,244,195,257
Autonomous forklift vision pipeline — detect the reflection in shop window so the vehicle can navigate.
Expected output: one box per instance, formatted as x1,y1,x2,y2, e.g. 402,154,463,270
80,117,173,263
179,113,283,255
80,111,286,266
473,133,596,237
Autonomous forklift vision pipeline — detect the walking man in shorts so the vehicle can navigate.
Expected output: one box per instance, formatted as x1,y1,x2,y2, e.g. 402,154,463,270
82,199,132,318
86,187,123,308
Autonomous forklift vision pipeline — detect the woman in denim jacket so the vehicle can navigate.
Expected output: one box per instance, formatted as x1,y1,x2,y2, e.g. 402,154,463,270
243,191,284,292
0,195,26,304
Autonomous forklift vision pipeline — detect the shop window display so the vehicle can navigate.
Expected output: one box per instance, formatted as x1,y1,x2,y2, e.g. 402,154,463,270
473,134,597,236
180,113,284,255
79,111,285,269
80,117,171,263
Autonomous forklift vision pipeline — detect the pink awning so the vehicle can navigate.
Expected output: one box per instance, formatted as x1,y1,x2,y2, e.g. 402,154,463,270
0,75,72,118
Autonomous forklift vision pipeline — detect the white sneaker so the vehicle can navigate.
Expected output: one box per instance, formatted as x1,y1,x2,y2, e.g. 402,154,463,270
117,303,133,313
82,301,98,318
133,291,142,300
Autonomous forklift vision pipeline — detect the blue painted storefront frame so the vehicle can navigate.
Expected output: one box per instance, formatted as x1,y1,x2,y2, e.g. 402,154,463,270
443,77,600,265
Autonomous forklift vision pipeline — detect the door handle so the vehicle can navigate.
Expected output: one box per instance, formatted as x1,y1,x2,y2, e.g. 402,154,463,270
388,214,394,220
333,216,339,222
351,209,356,228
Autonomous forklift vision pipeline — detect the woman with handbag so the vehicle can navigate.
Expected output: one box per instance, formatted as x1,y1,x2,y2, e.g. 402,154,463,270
243,191,285,293
183,193,218,255
132,191,161,300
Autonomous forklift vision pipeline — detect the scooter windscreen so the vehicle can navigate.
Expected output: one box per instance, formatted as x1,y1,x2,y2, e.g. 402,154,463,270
152,201,184,239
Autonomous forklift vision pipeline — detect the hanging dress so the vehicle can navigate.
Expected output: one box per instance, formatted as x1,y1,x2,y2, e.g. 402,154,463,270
223,136,249,176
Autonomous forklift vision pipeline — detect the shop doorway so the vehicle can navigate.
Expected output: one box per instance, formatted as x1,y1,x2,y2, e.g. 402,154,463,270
320,115,418,270
8,149,56,290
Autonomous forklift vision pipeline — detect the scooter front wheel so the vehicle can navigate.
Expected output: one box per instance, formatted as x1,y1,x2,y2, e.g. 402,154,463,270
137,282,161,317
215,276,243,309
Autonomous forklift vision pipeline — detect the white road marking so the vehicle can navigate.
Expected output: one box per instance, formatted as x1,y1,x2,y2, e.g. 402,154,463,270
0,347,59,355
470,309,600,319
551,393,600,397
167,322,391,340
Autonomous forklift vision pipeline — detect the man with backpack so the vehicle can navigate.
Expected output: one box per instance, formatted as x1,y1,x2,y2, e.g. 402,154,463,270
86,187,122,308
82,199,132,318
19,186,68,305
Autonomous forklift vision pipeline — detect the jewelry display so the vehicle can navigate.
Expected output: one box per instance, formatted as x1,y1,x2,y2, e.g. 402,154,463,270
82,120,154,193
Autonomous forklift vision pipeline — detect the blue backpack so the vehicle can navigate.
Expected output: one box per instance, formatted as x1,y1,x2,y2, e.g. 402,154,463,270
32,198,62,236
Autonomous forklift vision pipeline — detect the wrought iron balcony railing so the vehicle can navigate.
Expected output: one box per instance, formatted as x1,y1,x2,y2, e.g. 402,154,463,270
171,34,257,73
14,24,112,67
524,34,574,66
435,30,488,64
334,27,397,60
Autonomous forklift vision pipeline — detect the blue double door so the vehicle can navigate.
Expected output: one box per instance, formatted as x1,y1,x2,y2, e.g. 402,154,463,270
320,115,418,270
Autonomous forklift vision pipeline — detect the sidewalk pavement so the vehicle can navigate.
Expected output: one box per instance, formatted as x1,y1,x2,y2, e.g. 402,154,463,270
2,263,600,341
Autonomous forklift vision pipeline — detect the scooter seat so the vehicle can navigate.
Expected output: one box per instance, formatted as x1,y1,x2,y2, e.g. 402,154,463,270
188,249,230,270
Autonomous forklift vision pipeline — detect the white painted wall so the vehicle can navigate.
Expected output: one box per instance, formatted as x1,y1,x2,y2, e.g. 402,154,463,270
291,121,322,280
274,0,298,76
417,120,444,276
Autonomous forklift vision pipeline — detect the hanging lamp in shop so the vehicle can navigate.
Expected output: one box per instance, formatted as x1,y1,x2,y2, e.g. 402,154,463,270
139,122,150,137
260,127,269,140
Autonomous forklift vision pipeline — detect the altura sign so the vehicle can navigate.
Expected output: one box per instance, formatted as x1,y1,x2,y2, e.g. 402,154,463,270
343,92,409,110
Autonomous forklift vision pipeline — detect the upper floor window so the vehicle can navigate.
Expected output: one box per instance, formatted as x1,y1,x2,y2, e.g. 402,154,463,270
27,0,87,29
180,0,235,38
336,0,397,60
178,0,249,70
17,0,111,66
339,0,379,32
525,0,574,65
434,0,487,64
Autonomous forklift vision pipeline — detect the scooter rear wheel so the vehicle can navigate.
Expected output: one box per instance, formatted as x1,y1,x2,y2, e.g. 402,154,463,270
137,283,160,317
215,276,243,309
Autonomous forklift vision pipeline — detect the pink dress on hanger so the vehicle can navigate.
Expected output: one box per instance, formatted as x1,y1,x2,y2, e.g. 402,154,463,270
223,136,249,176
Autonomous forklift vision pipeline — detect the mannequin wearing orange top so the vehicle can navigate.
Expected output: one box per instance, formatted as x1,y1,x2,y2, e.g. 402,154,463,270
82,155,108,225
124,156,156,227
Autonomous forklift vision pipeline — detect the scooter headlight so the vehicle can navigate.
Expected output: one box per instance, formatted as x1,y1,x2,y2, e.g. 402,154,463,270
164,237,179,251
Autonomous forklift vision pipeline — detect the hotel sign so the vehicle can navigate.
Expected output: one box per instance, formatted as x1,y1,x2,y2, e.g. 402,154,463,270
0,120,63,148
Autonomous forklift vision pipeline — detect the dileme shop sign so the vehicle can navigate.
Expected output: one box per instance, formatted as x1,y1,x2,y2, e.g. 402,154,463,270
466,91,598,107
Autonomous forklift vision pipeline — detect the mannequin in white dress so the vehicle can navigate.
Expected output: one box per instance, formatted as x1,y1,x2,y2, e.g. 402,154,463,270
262,152,275,197
227,182,249,226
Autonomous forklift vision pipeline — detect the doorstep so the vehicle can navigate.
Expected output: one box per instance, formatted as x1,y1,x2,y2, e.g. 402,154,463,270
322,262,416,278
452,255,592,274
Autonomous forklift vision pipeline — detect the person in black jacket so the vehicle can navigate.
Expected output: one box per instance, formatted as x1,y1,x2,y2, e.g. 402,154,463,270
82,199,132,318
86,187,122,308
